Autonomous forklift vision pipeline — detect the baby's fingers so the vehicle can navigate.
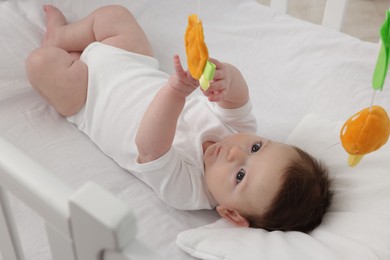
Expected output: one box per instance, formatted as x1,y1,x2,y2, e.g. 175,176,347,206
205,80,225,93
207,90,225,102
173,55,186,78
208,58,222,69
203,81,225,99
208,58,225,81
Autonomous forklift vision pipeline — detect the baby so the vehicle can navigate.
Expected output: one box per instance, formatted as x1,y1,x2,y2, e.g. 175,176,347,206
26,5,332,232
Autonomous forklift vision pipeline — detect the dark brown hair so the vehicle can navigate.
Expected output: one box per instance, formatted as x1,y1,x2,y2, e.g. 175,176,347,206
248,146,333,232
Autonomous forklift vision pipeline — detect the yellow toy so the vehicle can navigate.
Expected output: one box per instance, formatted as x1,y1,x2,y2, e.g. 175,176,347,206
185,14,216,91
340,11,390,167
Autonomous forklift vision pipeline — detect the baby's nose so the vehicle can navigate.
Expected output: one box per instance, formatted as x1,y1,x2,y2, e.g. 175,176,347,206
227,145,246,162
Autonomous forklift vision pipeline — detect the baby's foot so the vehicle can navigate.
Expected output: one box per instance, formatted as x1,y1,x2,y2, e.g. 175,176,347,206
42,5,67,47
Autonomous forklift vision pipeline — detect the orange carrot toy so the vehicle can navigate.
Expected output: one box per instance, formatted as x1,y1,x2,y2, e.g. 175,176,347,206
185,14,216,91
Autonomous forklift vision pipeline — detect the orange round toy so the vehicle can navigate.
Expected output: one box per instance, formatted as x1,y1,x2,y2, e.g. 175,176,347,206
185,14,209,80
340,105,390,167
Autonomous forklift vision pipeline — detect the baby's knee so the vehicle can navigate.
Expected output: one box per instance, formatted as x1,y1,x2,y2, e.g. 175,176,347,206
25,46,66,88
26,48,49,84
26,47,53,75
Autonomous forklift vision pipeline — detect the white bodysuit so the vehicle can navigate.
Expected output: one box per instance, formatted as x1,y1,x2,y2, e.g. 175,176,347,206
68,42,257,210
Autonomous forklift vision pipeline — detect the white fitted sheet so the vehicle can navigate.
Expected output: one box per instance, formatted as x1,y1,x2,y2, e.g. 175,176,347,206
0,0,389,259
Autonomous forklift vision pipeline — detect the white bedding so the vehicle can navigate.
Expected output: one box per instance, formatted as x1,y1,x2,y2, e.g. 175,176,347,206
0,0,389,259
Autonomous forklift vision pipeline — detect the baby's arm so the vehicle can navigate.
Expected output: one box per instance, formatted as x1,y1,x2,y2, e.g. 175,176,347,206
203,59,249,109
135,55,198,163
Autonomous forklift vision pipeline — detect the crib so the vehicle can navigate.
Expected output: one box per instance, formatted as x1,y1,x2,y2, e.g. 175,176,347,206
1,0,389,259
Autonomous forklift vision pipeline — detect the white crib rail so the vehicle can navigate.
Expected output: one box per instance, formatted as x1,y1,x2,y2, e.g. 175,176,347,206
269,0,349,31
0,186,24,260
0,136,159,260
0,136,72,260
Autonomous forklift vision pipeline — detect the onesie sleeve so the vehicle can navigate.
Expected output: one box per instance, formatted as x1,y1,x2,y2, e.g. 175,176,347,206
131,148,216,210
208,100,257,134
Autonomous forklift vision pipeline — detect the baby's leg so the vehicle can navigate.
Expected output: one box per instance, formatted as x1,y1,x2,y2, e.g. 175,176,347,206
26,5,153,117
26,46,87,117
43,4,153,56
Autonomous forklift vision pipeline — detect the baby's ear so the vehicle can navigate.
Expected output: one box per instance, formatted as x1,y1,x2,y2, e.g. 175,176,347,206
216,206,250,227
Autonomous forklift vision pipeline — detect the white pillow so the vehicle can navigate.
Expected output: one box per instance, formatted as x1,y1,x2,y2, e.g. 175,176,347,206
176,114,390,260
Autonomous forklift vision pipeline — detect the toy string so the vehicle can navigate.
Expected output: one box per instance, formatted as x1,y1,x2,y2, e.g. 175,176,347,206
369,89,377,112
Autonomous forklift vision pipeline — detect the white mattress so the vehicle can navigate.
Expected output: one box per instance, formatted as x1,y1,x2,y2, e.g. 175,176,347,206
0,0,389,259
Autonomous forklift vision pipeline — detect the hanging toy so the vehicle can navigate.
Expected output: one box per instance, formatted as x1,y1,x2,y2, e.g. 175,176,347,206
185,14,216,91
340,11,390,167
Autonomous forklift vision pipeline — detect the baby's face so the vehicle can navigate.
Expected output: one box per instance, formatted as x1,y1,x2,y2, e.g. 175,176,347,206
203,133,297,217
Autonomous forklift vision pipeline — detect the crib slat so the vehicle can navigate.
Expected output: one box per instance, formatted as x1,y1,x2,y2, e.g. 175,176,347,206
0,186,25,260
270,0,288,13
322,0,349,30
268,0,349,31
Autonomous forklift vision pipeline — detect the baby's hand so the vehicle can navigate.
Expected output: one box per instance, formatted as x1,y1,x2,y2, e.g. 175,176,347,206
202,58,230,102
202,58,249,109
168,55,199,98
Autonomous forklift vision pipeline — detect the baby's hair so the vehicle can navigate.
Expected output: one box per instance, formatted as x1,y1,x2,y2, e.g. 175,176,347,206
248,146,333,232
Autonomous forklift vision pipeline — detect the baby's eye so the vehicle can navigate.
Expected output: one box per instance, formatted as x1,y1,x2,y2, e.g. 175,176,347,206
251,142,262,153
236,169,246,184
